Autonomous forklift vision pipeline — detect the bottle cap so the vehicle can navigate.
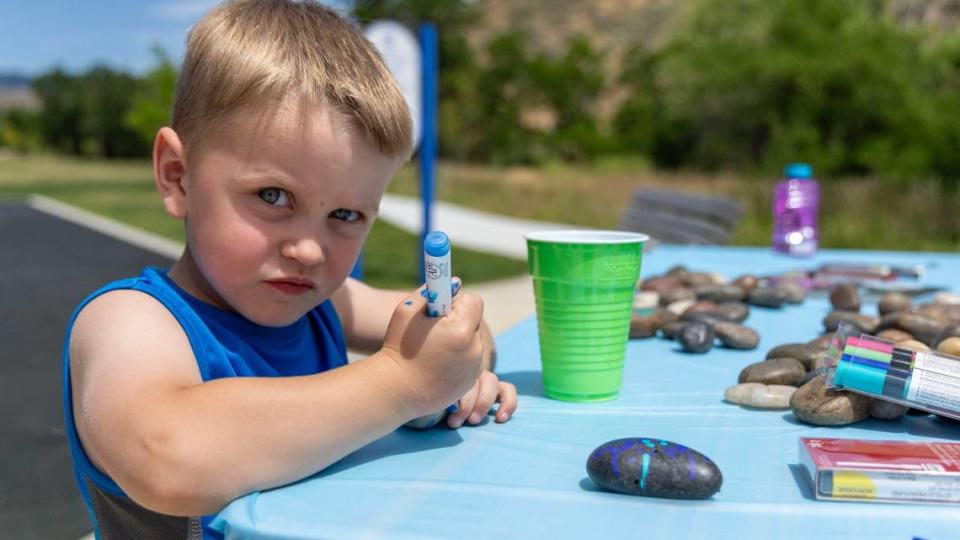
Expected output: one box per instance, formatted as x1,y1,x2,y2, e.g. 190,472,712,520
424,231,450,257
784,163,813,180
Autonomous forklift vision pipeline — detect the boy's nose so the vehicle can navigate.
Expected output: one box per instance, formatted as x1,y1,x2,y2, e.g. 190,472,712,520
280,237,325,266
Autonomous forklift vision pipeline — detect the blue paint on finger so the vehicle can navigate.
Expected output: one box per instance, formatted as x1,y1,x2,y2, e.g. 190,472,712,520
404,300,413,306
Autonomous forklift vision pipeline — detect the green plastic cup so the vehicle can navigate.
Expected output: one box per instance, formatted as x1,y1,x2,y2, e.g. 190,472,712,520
526,230,647,402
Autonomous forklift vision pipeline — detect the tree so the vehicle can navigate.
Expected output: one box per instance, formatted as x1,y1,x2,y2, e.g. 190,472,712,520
125,46,178,148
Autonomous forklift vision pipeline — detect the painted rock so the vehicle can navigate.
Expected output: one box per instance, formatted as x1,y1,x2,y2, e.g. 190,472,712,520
789,377,870,426
679,321,714,353
829,283,861,312
586,438,722,499
765,343,823,371
714,322,760,349
738,358,806,386
724,382,796,409
878,292,912,316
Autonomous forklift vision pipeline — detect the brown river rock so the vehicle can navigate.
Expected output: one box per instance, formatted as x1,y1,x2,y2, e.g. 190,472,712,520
829,283,860,312
714,322,759,349
779,283,807,304
879,312,945,346
823,311,880,334
876,328,914,343
660,287,696,306
936,324,960,348
695,284,746,303
641,276,682,295
765,343,824,371
659,321,688,340
747,287,787,308
732,274,759,293
870,399,909,420
806,334,833,350
738,358,806,386
878,292,912,316
714,302,750,323
790,377,871,426
630,311,663,339
937,337,960,356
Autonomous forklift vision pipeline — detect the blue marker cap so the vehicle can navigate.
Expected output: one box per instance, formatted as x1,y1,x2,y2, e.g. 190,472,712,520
424,231,450,257
784,162,813,180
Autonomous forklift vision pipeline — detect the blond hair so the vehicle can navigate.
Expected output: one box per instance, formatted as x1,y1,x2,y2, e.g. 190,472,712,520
171,0,412,159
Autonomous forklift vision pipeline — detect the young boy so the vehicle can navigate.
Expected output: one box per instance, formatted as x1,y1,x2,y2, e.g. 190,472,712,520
62,1,517,537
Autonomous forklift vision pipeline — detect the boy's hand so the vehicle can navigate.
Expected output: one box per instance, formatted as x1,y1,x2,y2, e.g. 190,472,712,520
446,370,517,428
381,284,485,418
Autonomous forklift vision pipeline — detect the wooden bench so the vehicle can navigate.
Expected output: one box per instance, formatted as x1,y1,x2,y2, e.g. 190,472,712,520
617,188,743,245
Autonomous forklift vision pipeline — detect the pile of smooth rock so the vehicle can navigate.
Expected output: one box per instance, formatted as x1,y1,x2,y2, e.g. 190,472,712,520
630,265,807,353
724,282,960,425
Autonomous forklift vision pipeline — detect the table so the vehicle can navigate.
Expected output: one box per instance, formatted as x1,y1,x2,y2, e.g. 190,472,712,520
212,246,960,539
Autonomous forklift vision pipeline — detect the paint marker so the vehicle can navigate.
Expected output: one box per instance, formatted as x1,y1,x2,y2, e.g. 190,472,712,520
423,231,458,414
424,231,453,317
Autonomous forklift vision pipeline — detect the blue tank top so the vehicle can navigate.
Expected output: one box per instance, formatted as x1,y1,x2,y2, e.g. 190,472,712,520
62,267,348,538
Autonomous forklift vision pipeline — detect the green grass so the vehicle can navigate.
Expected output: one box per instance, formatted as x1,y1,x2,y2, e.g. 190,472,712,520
0,155,527,289
392,160,960,252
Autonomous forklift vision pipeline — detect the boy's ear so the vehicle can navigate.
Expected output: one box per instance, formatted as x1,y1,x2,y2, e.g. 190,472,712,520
153,127,188,220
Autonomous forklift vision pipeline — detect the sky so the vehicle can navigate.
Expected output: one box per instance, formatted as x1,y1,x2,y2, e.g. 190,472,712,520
0,0,350,77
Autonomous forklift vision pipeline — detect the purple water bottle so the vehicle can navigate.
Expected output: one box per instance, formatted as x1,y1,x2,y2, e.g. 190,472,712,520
772,162,819,257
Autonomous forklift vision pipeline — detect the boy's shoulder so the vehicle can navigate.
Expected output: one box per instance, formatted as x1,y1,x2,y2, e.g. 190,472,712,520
70,287,196,376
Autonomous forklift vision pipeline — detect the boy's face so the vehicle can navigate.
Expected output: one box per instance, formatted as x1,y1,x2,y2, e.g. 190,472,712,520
171,100,404,326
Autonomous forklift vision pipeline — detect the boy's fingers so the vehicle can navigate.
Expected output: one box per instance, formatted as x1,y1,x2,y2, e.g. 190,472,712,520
447,382,478,429
494,382,518,423
468,372,499,424
404,284,429,311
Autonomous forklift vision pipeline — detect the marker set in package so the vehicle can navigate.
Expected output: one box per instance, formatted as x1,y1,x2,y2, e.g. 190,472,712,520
823,323,960,420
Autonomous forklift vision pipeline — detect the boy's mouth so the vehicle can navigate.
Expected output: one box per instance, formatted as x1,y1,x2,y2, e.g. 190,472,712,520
265,277,315,295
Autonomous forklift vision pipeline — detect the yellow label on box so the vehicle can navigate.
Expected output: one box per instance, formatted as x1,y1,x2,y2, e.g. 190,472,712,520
832,471,877,499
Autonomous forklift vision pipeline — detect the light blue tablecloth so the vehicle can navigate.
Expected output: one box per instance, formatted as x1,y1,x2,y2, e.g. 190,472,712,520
212,246,960,539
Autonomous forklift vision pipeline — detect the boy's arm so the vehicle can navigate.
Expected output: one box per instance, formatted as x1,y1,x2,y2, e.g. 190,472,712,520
332,277,497,370
70,288,483,517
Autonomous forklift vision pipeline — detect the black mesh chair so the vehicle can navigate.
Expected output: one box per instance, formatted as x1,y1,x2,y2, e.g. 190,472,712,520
617,188,743,245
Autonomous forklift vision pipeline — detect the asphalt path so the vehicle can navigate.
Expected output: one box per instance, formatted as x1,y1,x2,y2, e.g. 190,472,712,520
0,202,172,539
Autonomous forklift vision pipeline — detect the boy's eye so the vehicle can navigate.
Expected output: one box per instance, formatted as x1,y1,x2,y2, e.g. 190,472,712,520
258,187,291,207
330,208,361,222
